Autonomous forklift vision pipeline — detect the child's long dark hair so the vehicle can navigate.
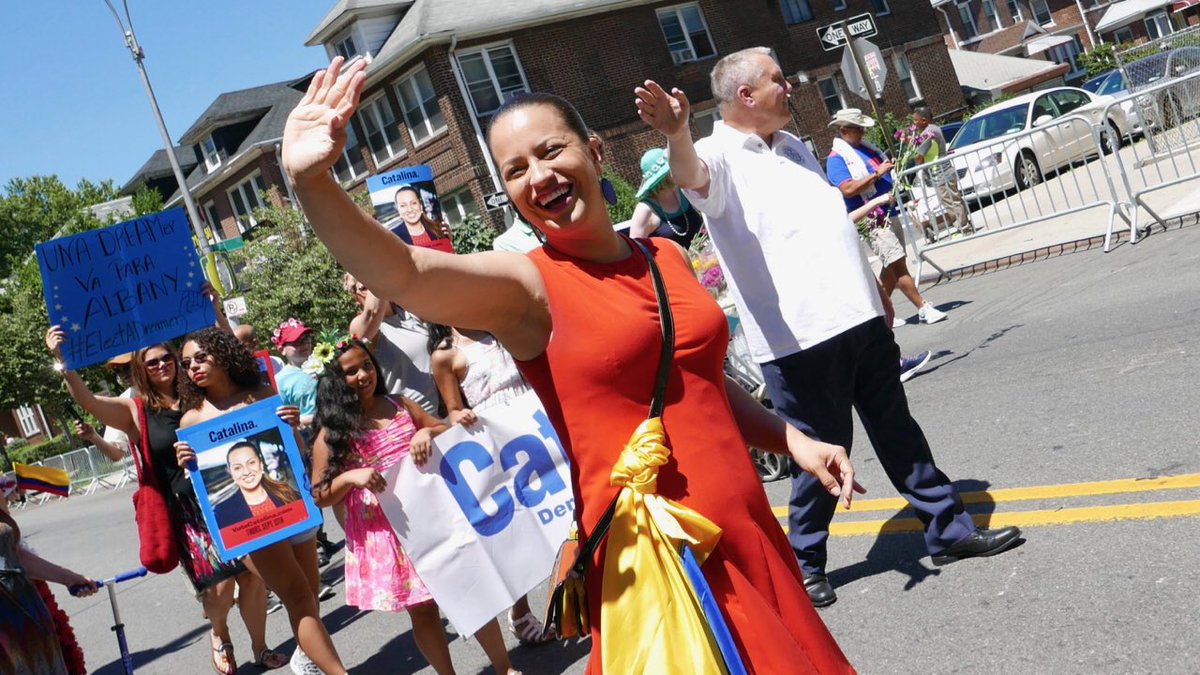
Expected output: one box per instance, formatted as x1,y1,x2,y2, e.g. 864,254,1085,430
314,339,386,489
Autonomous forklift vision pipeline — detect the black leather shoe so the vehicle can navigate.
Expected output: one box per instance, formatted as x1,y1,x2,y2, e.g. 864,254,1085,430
803,573,837,608
932,526,1022,566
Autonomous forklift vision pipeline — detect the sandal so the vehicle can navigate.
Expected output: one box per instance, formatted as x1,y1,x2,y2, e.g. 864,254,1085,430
252,647,288,670
210,633,236,675
508,610,554,646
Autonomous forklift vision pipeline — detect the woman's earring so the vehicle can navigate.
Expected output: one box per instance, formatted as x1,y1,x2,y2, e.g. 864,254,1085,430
600,177,618,205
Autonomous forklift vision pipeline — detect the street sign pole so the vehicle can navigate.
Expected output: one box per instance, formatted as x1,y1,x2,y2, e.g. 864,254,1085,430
841,22,894,158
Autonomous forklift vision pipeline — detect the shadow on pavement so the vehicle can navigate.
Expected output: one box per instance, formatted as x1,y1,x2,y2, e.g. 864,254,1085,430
352,621,592,674
827,478,1002,593
90,622,209,674
920,323,1024,376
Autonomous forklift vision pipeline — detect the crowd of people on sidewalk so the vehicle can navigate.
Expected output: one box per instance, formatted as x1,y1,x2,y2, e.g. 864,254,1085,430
5,47,1025,675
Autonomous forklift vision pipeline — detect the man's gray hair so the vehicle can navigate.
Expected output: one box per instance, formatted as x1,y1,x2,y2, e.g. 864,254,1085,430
912,106,933,120
710,47,774,107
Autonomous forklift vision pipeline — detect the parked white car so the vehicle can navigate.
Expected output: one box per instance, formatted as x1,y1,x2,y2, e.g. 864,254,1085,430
948,87,1130,201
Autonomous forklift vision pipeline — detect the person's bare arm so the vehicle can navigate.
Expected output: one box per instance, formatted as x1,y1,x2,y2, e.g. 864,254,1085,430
282,57,548,359
17,548,96,594
629,203,661,239
839,160,894,198
46,327,137,436
75,421,126,462
349,291,387,342
636,81,710,196
431,349,467,413
848,193,895,222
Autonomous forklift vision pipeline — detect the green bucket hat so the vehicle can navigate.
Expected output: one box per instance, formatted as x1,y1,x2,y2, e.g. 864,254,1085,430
635,148,671,200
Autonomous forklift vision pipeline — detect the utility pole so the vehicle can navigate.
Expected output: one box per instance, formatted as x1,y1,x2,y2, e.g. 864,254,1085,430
841,21,895,158
103,1,211,255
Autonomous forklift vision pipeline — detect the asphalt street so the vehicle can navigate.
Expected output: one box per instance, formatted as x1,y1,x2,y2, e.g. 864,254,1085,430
14,221,1200,674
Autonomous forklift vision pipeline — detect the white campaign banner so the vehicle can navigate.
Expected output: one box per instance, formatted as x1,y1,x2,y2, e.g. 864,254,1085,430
377,391,575,636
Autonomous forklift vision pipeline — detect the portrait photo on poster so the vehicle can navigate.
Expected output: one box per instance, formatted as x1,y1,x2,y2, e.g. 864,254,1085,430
366,165,454,253
177,396,321,562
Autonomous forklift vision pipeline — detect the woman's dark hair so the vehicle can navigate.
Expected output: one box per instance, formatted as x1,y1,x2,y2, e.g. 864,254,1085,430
178,327,262,411
426,323,453,356
227,440,300,505
486,92,589,147
313,339,386,489
131,342,186,412
394,186,442,240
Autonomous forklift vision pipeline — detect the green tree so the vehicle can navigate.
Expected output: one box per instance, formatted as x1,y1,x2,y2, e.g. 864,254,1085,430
450,213,500,253
604,167,639,224
130,184,166,216
0,175,118,279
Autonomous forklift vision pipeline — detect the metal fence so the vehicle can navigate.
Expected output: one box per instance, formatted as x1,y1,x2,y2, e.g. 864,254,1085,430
5,445,134,508
894,71,1200,279
1114,26,1200,158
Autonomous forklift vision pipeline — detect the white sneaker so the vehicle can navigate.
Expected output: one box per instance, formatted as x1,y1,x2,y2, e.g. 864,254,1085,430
892,316,908,329
290,648,322,675
918,304,947,324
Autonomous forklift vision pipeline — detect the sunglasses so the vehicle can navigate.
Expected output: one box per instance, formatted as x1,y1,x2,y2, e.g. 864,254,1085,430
143,356,174,369
180,352,211,370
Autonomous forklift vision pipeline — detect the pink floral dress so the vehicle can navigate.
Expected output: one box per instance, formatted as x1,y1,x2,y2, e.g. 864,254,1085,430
342,397,433,612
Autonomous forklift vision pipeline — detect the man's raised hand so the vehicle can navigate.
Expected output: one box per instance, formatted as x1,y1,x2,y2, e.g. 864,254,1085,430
636,80,691,138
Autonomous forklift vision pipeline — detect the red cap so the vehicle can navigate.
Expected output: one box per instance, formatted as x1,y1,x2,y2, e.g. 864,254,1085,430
271,319,313,349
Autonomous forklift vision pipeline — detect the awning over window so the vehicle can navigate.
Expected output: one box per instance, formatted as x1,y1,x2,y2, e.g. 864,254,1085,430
1025,34,1075,56
1173,0,1200,11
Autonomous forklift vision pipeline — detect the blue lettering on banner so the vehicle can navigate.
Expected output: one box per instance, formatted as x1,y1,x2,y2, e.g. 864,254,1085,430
499,435,567,508
439,441,515,536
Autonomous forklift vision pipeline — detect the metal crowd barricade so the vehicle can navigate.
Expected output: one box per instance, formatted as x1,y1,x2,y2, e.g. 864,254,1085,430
896,111,1127,282
1094,70,1200,250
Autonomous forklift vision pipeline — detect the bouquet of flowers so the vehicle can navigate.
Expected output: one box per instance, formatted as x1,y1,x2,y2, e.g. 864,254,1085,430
854,118,932,241
688,230,726,302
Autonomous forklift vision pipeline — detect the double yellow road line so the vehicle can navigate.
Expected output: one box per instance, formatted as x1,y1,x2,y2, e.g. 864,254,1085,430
771,473,1200,537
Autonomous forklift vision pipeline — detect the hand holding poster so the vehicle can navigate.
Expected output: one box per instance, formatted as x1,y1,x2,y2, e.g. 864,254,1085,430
176,396,321,562
34,208,216,370
376,391,574,636
367,165,454,253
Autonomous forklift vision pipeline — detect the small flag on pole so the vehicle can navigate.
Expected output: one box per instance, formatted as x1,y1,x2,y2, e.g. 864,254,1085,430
14,464,70,498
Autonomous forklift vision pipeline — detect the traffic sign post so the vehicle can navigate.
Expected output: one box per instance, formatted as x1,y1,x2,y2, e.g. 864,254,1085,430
816,13,877,51
839,23,894,157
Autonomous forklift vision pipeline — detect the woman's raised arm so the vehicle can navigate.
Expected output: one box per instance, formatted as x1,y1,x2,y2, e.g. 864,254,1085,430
282,57,547,357
45,327,137,437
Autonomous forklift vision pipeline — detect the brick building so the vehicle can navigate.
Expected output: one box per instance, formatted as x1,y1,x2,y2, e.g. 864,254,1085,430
1092,0,1200,44
300,0,964,228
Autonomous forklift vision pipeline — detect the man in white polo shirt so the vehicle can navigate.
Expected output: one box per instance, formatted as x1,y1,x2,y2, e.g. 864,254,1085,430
636,47,1021,608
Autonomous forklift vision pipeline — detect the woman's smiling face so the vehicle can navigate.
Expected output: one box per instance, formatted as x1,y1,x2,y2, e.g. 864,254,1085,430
394,190,424,226
338,347,377,396
228,445,263,493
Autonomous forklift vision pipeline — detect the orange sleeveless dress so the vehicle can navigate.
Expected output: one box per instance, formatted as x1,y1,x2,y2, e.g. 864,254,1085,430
517,238,853,674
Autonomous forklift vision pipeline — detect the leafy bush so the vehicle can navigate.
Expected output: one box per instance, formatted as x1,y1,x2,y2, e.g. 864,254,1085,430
450,213,500,254
604,167,639,225
8,435,74,466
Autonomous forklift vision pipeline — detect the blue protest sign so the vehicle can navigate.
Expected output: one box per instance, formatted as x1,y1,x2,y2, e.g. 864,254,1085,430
34,208,216,369
177,396,322,562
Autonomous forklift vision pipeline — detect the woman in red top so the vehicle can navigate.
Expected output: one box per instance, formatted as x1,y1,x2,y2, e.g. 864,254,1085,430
281,57,858,674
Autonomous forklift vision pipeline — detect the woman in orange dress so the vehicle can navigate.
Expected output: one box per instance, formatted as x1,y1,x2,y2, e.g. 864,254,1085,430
281,56,858,674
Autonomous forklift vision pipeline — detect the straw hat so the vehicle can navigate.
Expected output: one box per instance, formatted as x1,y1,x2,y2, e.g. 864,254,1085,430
828,108,876,129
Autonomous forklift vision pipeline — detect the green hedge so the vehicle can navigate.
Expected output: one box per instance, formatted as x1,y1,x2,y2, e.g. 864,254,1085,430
6,435,74,469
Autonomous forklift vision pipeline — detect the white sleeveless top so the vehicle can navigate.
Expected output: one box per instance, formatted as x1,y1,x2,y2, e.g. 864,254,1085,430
457,334,530,412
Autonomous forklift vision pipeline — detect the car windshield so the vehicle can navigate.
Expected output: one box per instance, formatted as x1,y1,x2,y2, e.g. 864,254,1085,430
1081,73,1108,94
951,104,1030,149
1126,54,1169,88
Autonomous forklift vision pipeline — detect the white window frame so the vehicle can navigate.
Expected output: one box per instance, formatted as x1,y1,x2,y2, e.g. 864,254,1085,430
394,64,448,146
872,0,892,17
1006,0,1022,22
331,30,357,60
779,0,814,24
202,200,222,242
331,122,368,185
358,93,405,166
201,135,220,172
1048,38,1085,79
982,0,1000,32
16,405,39,437
693,107,723,138
1113,27,1135,43
656,3,718,65
1144,11,1173,40
957,1,980,40
226,171,267,232
894,52,922,103
441,188,479,227
1030,0,1052,24
818,76,846,116
455,42,531,120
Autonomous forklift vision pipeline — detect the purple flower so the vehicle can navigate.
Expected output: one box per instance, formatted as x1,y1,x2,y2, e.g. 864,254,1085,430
701,265,724,291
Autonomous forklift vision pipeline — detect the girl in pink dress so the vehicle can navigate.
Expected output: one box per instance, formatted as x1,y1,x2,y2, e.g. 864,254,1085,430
311,339,520,675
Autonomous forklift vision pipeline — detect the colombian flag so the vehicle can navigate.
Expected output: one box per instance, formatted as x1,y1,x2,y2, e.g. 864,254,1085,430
14,464,70,498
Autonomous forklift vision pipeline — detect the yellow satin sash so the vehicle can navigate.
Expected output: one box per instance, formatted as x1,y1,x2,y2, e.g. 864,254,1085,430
600,417,728,674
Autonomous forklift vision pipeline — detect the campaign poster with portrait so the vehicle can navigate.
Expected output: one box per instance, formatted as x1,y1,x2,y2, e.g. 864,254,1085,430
178,396,321,562
366,165,454,253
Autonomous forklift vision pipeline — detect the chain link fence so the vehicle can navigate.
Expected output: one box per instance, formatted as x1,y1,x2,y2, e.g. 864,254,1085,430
1114,25,1200,153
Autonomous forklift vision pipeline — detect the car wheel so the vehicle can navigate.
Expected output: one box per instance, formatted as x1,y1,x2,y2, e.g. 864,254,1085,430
749,447,789,482
1101,121,1122,155
1015,152,1042,190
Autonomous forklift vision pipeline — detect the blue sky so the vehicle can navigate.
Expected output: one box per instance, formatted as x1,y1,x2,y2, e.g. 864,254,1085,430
1,1,334,191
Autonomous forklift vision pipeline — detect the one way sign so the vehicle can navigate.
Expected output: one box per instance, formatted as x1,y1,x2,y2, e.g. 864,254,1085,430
484,190,509,211
816,13,878,51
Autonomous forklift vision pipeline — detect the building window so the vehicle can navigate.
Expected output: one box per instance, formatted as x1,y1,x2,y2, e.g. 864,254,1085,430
358,94,404,165
1005,0,1022,22
1144,11,1173,40
870,0,891,16
818,76,845,116
1047,37,1085,79
456,44,530,119
656,4,717,65
331,123,368,184
894,53,921,102
441,189,479,227
982,0,1000,32
1030,0,1052,24
780,0,814,24
201,136,220,172
202,200,221,242
16,405,39,437
1113,27,1135,43
833,0,847,9
694,108,723,137
395,65,447,145
227,172,268,231
332,32,357,60
957,1,979,40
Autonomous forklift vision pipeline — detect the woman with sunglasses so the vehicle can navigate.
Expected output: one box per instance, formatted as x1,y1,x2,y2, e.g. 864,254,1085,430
173,327,346,675
45,330,286,674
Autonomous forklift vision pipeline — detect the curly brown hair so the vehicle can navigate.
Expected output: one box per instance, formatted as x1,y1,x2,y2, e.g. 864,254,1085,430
178,327,262,411
130,342,187,412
